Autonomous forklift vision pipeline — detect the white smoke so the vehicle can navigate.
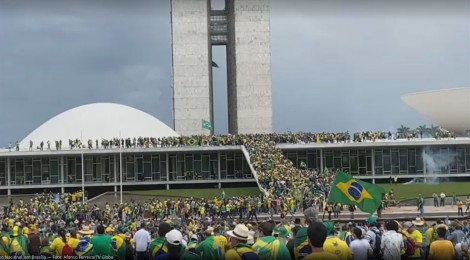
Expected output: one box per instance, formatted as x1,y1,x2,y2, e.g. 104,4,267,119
422,147,458,183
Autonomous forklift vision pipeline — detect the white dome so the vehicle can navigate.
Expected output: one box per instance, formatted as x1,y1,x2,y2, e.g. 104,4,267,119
21,103,179,148
401,88,470,135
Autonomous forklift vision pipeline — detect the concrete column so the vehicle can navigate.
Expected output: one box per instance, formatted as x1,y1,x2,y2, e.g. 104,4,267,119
218,182,221,189
7,157,10,196
422,149,427,183
217,151,221,180
166,153,170,182
320,149,324,172
166,184,170,190
114,154,118,192
60,155,65,189
371,149,376,184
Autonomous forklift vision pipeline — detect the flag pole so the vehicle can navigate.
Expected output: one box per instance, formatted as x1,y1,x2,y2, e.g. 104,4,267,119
81,151,85,205
323,173,335,221
119,131,123,205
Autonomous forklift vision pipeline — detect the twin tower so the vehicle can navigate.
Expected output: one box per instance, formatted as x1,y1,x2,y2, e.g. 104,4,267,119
171,0,272,135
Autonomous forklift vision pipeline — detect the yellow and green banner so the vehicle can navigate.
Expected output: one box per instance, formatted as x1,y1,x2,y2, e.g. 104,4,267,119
328,171,384,214
184,137,199,146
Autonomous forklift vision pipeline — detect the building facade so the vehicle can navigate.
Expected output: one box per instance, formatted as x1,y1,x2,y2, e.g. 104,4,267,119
1,139,470,195
171,0,273,135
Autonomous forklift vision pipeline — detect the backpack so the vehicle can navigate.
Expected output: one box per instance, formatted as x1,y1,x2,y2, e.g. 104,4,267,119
371,230,382,258
402,233,417,256
62,243,74,257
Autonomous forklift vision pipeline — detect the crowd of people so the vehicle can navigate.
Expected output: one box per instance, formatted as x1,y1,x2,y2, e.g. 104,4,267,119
1,192,469,260
7,126,458,152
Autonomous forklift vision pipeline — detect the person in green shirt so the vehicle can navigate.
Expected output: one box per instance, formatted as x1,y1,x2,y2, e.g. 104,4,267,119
196,227,225,260
90,225,113,258
155,230,200,260
252,222,291,260
150,223,172,258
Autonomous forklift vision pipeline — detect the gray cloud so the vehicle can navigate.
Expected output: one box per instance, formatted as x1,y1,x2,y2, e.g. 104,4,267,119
0,0,469,145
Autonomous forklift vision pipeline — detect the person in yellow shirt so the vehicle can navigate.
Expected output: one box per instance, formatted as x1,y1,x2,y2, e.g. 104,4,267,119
457,199,464,216
322,222,352,260
428,225,454,260
304,222,339,260
67,230,80,250
50,229,68,256
402,221,423,259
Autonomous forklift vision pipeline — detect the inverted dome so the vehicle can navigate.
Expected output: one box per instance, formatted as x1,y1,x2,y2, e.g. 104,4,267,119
21,103,179,148
401,88,470,135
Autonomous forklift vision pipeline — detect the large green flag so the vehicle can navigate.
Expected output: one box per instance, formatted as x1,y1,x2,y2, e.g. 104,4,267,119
328,171,384,214
202,120,213,131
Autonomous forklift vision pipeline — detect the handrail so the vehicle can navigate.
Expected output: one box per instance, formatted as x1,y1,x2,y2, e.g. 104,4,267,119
240,145,268,196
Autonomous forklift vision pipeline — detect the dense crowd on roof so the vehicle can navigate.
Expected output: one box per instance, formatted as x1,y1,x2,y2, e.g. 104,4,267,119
1,192,469,260
7,125,457,152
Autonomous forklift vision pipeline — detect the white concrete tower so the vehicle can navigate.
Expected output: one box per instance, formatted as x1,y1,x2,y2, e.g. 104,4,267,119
171,0,272,135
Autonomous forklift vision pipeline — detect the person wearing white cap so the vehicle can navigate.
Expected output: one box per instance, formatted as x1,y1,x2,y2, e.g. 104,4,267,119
155,230,200,260
225,224,259,260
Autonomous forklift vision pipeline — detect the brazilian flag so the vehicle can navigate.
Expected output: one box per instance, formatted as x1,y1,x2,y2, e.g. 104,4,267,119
328,171,384,214
184,137,199,146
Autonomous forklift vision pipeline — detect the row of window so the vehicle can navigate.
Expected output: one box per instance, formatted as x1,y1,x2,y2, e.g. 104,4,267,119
0,152,251,186
0,146,469,186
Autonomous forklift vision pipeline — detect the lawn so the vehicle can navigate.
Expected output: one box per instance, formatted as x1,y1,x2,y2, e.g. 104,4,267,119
128,187,262,199
127,182,470,201
378,182,470,202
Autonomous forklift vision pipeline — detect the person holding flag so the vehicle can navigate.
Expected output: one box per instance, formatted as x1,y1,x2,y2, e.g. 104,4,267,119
328,171,384,215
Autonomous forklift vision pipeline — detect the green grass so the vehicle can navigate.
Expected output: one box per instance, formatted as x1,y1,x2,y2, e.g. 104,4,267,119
128,187,262,199
378,182,470,202
128,182,470,202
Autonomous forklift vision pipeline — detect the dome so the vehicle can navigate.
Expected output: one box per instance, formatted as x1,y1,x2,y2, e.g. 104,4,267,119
21,103,179,148
401,88,470,135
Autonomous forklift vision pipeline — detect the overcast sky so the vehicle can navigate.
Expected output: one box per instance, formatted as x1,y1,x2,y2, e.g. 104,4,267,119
0,0,468,145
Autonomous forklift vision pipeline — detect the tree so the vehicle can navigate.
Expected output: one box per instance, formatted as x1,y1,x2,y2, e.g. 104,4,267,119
428,124,440,137
416,124,428,137
396,124,410,138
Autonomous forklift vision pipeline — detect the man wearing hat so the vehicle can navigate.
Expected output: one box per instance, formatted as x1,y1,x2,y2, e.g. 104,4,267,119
78,225,95,237
412,217,429,258
252,222,290,260
402,221,423,259
155,229,200,260
225,224,259,260
322,222,352,260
